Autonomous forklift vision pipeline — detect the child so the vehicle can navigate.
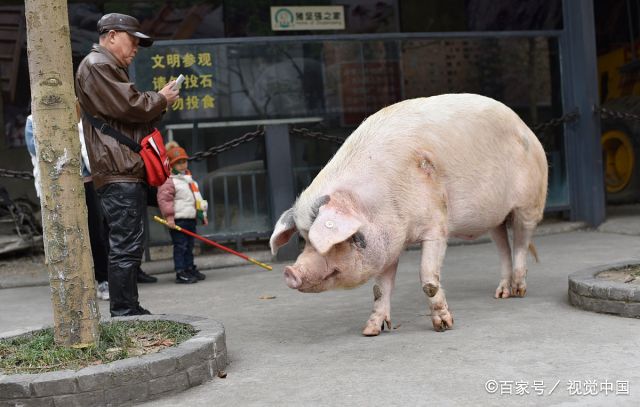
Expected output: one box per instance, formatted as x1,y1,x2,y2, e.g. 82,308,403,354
157,141,208,284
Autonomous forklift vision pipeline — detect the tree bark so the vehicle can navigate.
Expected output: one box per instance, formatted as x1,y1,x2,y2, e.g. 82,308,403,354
24,0,100,346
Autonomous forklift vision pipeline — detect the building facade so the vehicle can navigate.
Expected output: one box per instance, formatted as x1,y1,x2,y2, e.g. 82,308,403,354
0,1,606,254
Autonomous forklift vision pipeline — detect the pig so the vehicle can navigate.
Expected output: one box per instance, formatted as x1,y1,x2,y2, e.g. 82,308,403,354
270,94,548,336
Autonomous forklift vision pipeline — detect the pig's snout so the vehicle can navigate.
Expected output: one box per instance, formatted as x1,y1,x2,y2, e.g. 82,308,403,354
284,266,302,289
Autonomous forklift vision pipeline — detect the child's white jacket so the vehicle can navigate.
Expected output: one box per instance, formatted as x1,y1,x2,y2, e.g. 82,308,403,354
157,172,198,220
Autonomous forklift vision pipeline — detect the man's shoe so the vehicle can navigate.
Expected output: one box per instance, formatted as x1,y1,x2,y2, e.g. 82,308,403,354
176,270,198,284
135,305,152,315
115,305,152,317
137,269,158,283
188,266,206,281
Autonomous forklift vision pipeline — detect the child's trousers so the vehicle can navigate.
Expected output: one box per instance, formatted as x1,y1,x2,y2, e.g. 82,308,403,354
170,218,196,271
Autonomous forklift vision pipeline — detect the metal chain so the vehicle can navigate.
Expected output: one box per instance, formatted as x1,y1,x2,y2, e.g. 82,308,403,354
596,106,640,123
530,110,580,133
290,127,346,145
290,112,582,143
0,109,606,176
0,168,34,180
188,128,265,161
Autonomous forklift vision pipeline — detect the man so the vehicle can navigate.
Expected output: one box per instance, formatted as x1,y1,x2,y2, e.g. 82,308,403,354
25,115,111,301
76,13,179,316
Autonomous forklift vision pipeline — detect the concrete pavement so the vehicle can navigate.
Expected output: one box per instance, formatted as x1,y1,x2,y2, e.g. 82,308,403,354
2,207,640,406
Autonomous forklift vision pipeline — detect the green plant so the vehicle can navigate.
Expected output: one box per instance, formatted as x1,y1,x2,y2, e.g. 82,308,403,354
0,320,196,374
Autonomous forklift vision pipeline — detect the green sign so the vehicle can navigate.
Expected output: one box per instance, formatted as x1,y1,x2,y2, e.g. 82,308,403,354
135,44,219,122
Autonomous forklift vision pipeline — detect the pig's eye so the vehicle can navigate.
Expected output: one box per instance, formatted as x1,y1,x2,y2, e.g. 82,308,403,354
352,232,366,249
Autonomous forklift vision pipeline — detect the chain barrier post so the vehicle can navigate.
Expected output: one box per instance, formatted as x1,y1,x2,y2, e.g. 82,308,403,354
559,0,605,227
265,124,299,261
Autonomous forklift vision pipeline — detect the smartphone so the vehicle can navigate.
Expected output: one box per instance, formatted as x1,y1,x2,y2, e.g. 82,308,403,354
173,74,185,90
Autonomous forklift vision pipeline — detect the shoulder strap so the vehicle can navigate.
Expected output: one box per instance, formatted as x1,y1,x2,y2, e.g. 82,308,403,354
82,113,142,153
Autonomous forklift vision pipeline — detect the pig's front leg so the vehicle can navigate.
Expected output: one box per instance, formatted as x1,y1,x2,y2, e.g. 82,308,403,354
362,261,398,336
420,238,453,331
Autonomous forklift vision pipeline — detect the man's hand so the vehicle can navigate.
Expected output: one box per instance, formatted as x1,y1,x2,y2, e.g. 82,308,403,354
159,82,180,106
167,216,176,228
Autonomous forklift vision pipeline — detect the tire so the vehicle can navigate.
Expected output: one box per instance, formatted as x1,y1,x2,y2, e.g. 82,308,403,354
601,124,640,203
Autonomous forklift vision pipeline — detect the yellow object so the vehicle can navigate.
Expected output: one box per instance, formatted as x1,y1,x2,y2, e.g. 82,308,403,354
153,216,272,271
602,129,635,193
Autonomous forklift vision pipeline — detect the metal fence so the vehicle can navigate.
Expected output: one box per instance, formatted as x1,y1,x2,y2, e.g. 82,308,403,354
144,162,323,255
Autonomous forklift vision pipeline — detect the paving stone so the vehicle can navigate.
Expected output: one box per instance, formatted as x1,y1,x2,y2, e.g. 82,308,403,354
186,361,212,387
571,292,627,315
104,382,148,405
147,372,189,396
607,285,633,301
622,302,640,318
175,340,211,370
108,358,151,387
572,279,594,297
211,353,228,374
30,371,77,397
0,397,54,407
74,365,114,392
144,352,178,379
0,374,32,399
52,391,103,407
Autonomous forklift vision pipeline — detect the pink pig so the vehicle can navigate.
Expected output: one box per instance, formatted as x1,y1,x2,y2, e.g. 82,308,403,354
270,94,548,336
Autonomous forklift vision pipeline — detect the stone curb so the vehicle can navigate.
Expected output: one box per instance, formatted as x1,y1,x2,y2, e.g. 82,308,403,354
568,260,640,318
0,314,227,407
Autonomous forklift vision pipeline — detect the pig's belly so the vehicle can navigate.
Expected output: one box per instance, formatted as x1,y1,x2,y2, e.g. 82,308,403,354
447,205,510,240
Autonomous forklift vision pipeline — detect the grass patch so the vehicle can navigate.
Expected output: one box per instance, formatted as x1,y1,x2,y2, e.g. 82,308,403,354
0,320,196,374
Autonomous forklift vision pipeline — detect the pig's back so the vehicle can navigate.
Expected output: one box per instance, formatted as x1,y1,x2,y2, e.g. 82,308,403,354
307,94,548,235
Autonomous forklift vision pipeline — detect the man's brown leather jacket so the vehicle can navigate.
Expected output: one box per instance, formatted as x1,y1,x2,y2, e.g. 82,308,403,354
76,45,167,189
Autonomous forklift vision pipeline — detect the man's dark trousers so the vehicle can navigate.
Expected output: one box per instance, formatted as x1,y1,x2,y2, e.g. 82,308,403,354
97,182,146,316
84,180,109,284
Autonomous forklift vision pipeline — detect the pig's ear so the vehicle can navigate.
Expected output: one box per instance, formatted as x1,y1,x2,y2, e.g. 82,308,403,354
270,208,297,255
309,206,362,255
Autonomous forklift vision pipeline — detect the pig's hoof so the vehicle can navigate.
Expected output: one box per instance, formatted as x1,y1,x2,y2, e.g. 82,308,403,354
511,283,527,297
494,281,511,299
495,288,510,299
362,316,391,336
430,309,453,332
422,282,439,297
362,324,381,336
431,315,453,332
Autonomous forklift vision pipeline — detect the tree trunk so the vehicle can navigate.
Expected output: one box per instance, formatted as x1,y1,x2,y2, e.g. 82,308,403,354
24,0,100,347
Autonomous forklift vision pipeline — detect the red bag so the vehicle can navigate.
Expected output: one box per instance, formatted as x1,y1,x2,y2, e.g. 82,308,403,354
84,113,171,187
139,129,171,186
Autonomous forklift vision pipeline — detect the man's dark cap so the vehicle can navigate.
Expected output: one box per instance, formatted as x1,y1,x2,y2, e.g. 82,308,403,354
97,13,153,47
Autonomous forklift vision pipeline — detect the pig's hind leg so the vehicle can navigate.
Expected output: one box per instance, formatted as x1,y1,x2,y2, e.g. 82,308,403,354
510,212,537,297
420,238,454,331
490,221,514,299
362,261,398,336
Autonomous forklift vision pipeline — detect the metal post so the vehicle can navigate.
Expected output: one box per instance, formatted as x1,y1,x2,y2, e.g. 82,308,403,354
560,0,605,226
190,122,207,182
190,122,208,252
264,124,298,260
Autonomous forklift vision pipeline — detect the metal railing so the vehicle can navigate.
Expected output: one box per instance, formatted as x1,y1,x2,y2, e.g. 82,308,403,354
204,168,270,235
